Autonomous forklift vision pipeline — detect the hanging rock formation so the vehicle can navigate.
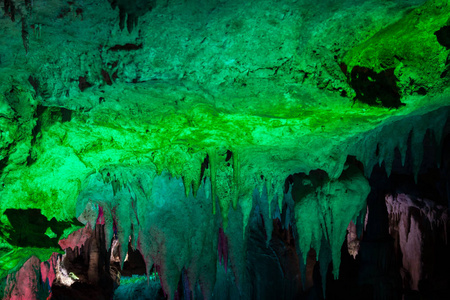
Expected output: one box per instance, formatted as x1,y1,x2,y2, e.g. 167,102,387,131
386,193,449,291
1,0,450,299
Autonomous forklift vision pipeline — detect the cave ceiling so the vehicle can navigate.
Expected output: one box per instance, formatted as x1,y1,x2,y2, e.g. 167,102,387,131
0,0,449,293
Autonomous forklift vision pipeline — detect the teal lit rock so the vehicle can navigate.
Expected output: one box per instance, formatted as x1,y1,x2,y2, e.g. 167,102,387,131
0,0,449,299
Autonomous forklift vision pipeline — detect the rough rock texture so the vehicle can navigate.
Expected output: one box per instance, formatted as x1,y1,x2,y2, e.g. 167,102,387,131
1,0,448,223
3,256,42,300
0,0,450,299
2,253,60,300
40,252,59,291
58,224,93,252
343,0,450,101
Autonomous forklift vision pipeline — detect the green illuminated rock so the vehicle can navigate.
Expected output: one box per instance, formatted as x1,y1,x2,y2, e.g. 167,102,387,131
343,0,449,95
0,0,449,296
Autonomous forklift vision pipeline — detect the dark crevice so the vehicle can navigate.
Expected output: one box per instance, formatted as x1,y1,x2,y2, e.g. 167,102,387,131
290,169,329,203
417,86,427,95
0,156,8,175
108,43,143,52
349,66,403,108
28,75,40,96
78,76,92,92
0,141,15,176
112,70,119,82
441,54,450,79
61,107,73,123
52,225,117,300
31,105,47,146
28,105,65,166
343,155,365,175
284,174,294,193
225,149,232,162
3,0,16,22
434,25,450,50
26,149,36,166
101,69,113,85
1,208,80,248
247,203,302,299
200,154,209,181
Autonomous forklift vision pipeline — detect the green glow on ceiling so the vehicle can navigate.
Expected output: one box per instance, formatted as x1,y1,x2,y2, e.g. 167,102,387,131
0,0,449,287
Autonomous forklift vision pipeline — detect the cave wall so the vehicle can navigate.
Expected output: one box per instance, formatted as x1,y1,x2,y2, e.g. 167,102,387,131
1,0,450,299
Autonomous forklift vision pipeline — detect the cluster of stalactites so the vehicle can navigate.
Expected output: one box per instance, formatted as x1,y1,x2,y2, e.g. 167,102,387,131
292,165,370,296
74,155,376,299
353,107,448,181
76,166,223,299
385,193,449,290
386,193,448,244
2,0,33,54
74,165,298,299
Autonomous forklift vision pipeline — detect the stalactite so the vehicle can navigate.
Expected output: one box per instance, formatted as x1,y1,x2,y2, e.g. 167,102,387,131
217,227,228,272
182,268,191,300
21,17,29,55
385,193,449,291
4,256,41,300
318,235,332,298
225,203,246,292
352,107,448,180
232,149,240,210
294,165,370,282
4,0,15,21
209,150,217,215
77,167,223,300
58,224,93,252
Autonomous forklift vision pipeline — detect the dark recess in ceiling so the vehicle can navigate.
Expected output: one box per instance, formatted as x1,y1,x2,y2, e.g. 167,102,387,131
108,0,156,33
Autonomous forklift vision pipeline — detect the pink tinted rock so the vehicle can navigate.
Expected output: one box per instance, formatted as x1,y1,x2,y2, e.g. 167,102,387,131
218,227,228,272
385,193,448,291
40,252,59,289
346,220,360,259
58,224,93,251
96,206,105,225
4,256,41,300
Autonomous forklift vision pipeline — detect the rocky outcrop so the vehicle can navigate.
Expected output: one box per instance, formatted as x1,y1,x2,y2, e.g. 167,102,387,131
3,254,58,300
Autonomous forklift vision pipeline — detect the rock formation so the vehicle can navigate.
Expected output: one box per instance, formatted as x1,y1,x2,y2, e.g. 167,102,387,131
1,0,449,299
